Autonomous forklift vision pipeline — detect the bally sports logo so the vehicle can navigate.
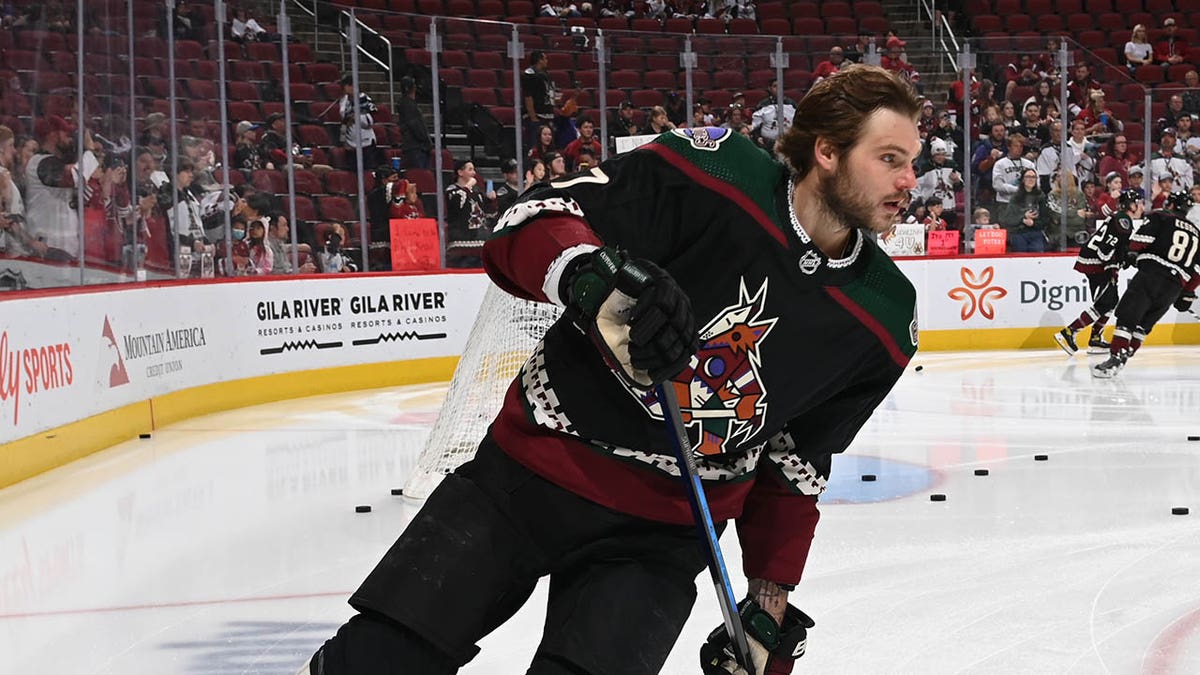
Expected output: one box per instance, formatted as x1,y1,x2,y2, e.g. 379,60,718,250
0,330,74,426
947,266,1008,320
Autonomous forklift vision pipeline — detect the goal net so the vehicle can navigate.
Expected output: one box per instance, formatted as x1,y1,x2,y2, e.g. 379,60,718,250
403,282,562,499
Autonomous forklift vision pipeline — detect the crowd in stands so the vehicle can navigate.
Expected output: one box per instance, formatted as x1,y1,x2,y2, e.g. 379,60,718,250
2,0,1198,278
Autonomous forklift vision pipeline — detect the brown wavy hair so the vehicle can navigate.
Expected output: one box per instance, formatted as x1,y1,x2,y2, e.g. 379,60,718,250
775,65,921,180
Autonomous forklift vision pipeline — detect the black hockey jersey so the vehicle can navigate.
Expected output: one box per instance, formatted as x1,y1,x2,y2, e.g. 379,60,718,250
482,128,918,585
1075,210,1134,276
1129,210,1200,292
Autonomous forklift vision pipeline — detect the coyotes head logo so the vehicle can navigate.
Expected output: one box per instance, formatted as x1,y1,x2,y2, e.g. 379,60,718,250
641,278,776,456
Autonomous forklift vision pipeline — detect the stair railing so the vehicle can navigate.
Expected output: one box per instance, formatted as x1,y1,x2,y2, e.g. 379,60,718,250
285,0,395,113
916,0,960,75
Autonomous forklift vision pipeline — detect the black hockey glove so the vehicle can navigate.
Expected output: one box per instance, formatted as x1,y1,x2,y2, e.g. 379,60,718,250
1175,292,1196,313
699,598,815,675
562,246,697,386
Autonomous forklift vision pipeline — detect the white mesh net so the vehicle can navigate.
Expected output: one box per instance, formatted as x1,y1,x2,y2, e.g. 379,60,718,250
403,282,562,499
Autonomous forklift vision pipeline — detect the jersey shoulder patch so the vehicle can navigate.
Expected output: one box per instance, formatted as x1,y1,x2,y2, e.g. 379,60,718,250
649,129,785,222
835,247,919,362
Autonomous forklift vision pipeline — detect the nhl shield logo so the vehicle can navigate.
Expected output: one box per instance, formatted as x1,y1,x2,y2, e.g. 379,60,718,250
798,250,822,274
671,127,731,151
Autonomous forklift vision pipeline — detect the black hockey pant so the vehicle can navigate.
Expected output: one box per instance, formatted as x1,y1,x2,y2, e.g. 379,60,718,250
314,435,714,675
1110,269,1180,355
1069,272,1120,333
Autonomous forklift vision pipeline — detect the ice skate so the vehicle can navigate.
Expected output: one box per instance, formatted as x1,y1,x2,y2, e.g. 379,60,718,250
1053,328,1079,355
1091,350,1128,378
1087,334,1110,355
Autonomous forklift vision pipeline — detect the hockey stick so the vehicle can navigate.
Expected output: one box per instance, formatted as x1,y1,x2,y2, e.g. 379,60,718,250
656,382,754,671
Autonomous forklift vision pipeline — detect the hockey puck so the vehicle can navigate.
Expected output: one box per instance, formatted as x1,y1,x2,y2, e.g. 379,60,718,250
138,433,151,439
1034,454,1049,461
1188,436,1200,441
1172,507,1190,515
861,474,877,482
355,505,372,513
930,493,947,502
974,468,990,476
390,488,404,496
914,365,924,372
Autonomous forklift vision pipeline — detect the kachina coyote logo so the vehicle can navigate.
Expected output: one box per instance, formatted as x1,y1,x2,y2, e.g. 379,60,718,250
670,126,731,151
642,278,776,455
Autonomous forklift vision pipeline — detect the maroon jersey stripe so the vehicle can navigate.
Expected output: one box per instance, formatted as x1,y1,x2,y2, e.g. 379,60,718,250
824,286,912,368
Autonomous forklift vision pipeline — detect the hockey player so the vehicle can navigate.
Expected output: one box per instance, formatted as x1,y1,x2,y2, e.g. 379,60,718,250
1054,188,1143,355
1093,191,1200,377
301,66,922,675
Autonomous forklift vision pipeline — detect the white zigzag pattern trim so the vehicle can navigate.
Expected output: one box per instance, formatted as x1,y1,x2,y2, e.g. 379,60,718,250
1141,253,1193,281
607,442,763,481
544,244,599,307
1130,232,1155,243
766,430,829,495
521,342,576,434
494,196,585,234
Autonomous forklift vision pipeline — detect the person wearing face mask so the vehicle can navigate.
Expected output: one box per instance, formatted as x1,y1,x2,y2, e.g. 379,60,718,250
245,219,273,274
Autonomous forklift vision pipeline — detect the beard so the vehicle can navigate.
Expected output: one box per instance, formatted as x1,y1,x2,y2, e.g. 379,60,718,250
816,164,898,236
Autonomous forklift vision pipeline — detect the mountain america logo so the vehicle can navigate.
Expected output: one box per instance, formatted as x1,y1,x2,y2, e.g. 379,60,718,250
641,278,777,456
670,126,731,151
100,316,130,388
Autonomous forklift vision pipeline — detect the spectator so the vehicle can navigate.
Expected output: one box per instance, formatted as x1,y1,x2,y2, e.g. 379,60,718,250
1174,114,1200,159
880,36,919,87
1188,184,1200,224
1066,63,1100,116
1066,118,1097,183
25,115,102,261
524,157,547,186
398,75,432,170
444,159,488,268
1036,120,1065,192
1017,101,1049,153
610,100,640,140
267,214,315,274
233,120,265,174
927,108,960,164
1001,168,1048,252
1077,90,1122,137
923,196,949,231
964,206,994,253
1153,17,1188,67
1004,54,1039,103
993,134,1037,206
753,79,797,110
521,51,557,150
139,112,169,150
575,147,598,170
316,222,356,273
1022,79,1056,117
1182,70,1200,116
647,105,675,134
562,118,602,170
663,89,688,127
1098,134,1137,185
367,165,402,243
489,158,521,220
172,0,202,41
1149,128,1194,190
337,74,381,171
543,151,568,180
812,46,846,84
258,112,288,169
916,100,938,142
1151,174,1174,209
0,126,16,178
694,97,716,126
999,100,1019,132
391,179,426,220
972,121,1008,205
844,31,874,64
245,217,273,274
158,157,206,257
1159,94,1187,136
1095,171,1123,218
1128,164,1146,197
527,124,557,162
1045,172,1093,249
11,134,37,196
1035,35,1063,86
230,7,270,42
1124,24,1154,73
915,138,963,227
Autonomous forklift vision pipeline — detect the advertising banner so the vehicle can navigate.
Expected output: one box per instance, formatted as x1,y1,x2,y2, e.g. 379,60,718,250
0,273,491,445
